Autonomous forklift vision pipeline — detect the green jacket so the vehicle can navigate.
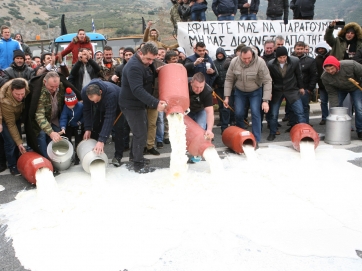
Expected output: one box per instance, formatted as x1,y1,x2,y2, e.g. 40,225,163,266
34,82,65,136
321,60,362,107
324,22,362,60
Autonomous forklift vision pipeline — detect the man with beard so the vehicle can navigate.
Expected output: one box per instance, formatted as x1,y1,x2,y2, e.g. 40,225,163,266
143,21,179,50
97,46,120,81
1,50,34,87
289,41,317,126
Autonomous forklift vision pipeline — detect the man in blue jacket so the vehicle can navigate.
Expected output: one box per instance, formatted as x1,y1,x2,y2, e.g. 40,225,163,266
212,0,237,21
119,42,167,174
0,25,22,70
82,79,125,166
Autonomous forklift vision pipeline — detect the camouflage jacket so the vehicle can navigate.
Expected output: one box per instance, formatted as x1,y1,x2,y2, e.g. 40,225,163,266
97,58,120,81
170,3,181,28
34,82,65,136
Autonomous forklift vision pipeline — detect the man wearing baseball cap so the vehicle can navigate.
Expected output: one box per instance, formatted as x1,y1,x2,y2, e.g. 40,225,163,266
321,55,362,139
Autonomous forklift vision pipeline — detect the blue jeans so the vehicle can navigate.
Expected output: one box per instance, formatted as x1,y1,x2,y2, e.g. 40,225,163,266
269,97,306,135
319,88,329,120
266,16,282,20
191,11,206,21
234,87,263,142
37,124,61,160
240,13,257,20
338,89,362,132
188,110,207,130
1,121,21,168
218,15,235,21
290,91,310,125
156,112,164,142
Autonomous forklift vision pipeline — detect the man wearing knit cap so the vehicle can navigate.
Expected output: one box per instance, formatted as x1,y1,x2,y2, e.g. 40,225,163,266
321,55,362,139
267,46,306,141
0,49,34,87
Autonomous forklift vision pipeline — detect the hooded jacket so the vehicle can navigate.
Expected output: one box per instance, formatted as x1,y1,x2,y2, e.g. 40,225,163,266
81,79,120,143
267,56,304,104
238,0,260,15
321,58,362,107
213,47,227,87
60,35,94,64
324,22,362,60
0,37,22,70
0,78,30,146
290,0,315,18
224,51,272,100
143,27,179,50
314,41,330,89
1,62,34,87
212,0,238,17
266,0,289,20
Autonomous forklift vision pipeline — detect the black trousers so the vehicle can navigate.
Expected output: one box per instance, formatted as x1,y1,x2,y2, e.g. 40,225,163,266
121,108,147,163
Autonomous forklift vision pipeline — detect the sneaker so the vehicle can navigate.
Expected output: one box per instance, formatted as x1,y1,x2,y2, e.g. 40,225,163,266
319,119,326,125
10,166,21,176
156,142,163,149
0,164,7,173
282,116,289,122
163,138,170,144
129,157,151,164
147,147,160,156
187,156,201,163
275,130,281,135
112,157,122,167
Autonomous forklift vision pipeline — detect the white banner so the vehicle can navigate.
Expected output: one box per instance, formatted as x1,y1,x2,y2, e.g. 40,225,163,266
177,20,331,59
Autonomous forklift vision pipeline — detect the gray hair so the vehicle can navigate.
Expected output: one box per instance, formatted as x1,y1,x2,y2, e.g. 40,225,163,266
44,71,59,82
140,42,158,55
275,35,285,42
86,84,101,96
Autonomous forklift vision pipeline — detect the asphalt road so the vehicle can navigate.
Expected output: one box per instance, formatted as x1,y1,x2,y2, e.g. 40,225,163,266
1,103,362,271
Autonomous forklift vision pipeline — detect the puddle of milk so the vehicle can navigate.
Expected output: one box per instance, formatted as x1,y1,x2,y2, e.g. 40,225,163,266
299,140,316,161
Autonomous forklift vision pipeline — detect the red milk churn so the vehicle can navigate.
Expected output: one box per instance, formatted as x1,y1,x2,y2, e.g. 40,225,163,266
184,115,215,157
17,152,54,184
159,63,190,116
290,123,320,152
222,126,256,154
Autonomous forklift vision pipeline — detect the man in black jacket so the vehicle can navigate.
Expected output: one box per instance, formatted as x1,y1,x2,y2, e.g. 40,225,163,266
267,46,306,141
68,48,100,91
1,50,34,87
213,47,230,133
119,42,167,173
266,0,289,24
289,41,318,126
212,0,238,21
290,0,315,20
315,41,330,125
82,79,125,166
238,0,259,20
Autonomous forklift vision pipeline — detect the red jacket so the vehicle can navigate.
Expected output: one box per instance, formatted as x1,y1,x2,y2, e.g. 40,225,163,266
60,36,94,64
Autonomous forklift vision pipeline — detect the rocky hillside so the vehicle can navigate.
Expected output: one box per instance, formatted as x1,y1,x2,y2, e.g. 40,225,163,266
0,0,360,41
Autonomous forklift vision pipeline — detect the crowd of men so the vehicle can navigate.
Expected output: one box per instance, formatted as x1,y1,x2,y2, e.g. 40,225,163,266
1,16,362,176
